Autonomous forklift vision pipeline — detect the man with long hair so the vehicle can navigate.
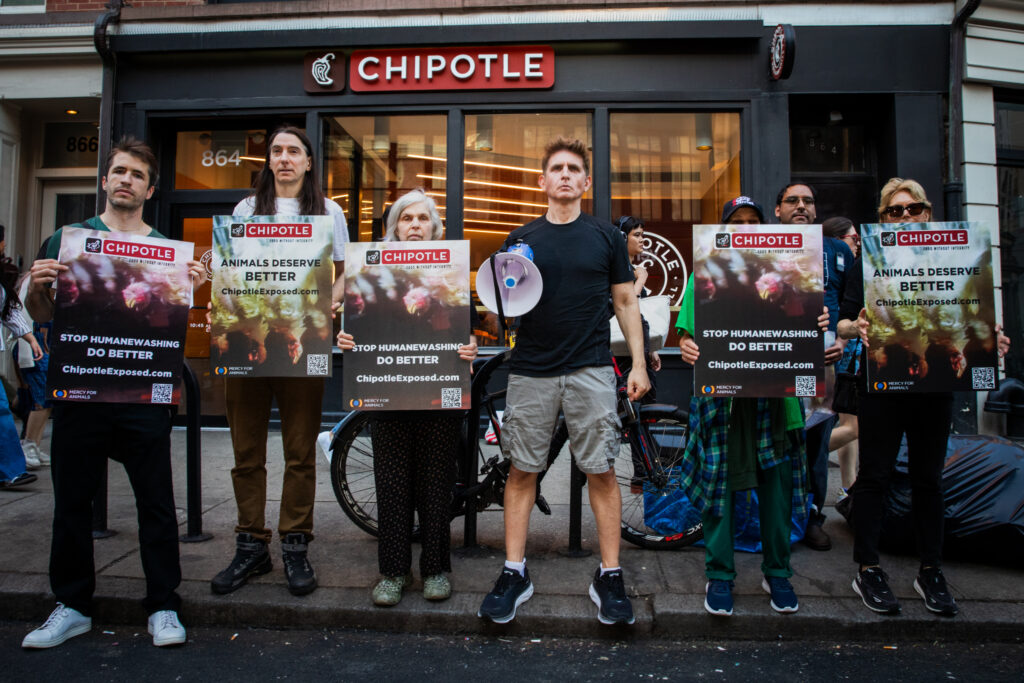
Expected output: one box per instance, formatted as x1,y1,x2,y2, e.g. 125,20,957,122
211,126,348,597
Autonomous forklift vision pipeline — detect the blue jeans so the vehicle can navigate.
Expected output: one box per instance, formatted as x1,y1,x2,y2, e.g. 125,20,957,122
804,414,837,519
0,387,27,480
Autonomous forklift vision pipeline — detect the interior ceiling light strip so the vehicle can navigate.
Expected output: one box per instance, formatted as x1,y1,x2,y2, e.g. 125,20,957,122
417,174,543,193
407,154,539,174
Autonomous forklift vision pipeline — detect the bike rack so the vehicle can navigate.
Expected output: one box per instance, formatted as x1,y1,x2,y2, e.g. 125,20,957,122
459,353,502,549
180,362,212,543
560,459,592,558
91,460,116,539
459,351,590,557
91,362,212,543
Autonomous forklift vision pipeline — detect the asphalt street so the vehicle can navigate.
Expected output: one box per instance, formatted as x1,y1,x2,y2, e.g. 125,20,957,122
5,621,1023,682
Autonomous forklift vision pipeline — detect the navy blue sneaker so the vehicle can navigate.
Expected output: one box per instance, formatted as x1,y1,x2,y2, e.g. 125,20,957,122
589,568,635,625
478,567,533,624
704,579,734,616
762,576,799,613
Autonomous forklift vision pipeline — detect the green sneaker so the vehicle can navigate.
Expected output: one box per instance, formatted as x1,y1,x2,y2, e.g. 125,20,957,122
423,574,452,601
372,574,412,606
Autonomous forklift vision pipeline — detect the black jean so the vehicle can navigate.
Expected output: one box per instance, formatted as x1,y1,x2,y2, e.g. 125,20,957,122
851,390,951,567
49,403,181,617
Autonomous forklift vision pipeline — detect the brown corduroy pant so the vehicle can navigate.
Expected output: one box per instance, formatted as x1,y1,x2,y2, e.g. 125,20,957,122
225,376,324,543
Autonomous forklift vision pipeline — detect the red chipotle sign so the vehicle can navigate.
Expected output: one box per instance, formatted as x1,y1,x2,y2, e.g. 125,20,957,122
349,45,554,92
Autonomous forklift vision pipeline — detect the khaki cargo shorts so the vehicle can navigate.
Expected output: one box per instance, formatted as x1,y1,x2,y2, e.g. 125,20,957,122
500,366,620,474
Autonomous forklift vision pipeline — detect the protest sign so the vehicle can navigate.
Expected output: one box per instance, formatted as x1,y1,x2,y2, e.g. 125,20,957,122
861,221,998,393
692,224,824,397
210,215,334,377
343,240,471,411
48,227,193,404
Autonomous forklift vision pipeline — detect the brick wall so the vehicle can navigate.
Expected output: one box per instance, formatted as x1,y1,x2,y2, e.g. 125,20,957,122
48,0,205,11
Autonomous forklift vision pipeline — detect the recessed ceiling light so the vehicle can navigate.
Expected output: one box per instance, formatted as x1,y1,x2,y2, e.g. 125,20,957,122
65,109,78,115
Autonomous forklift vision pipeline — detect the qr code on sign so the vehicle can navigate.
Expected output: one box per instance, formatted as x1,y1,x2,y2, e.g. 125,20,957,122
151,383,173,404
794,376,816,397
307,354,329,376
972,366,996,390
441,388,462,409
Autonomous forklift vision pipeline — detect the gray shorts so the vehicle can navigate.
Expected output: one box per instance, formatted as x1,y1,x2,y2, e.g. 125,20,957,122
501,366,621,475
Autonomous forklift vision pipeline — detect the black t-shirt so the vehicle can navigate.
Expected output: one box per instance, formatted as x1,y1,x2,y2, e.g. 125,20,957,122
506,213,633,377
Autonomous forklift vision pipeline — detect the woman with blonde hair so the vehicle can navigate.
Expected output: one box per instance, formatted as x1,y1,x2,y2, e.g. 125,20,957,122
838,178,1007,618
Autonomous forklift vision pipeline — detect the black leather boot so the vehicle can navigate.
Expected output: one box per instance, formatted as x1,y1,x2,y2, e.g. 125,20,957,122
211,532,272,594
282,533,317,596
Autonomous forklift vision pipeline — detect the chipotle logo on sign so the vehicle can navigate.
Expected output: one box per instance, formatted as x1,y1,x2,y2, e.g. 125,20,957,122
350,45,554,92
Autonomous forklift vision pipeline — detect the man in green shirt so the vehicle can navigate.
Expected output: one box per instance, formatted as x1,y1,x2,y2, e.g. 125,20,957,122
676,196,811,617
23,137,204,650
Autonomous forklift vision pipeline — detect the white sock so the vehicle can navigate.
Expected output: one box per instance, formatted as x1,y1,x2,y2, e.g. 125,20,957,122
504,559,526,576
600,564,621,576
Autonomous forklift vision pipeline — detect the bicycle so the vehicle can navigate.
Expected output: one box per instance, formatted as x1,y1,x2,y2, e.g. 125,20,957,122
328,351,703,550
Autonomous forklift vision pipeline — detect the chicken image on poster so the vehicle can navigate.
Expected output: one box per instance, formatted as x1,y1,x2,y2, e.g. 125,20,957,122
210,215,334,377
692,224,824,397
48,227,194,404
861,221,998,393
343,240,470,411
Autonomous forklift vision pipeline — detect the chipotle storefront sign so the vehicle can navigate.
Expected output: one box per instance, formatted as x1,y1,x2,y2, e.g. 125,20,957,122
349,45,554,92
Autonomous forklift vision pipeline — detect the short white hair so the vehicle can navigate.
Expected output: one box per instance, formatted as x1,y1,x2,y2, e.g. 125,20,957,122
384,190,444,241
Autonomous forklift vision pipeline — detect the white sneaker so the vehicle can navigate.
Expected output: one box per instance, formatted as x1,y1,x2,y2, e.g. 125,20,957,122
32,441,50,466
148,610,186,647
21,441,41,470
22,604,92,648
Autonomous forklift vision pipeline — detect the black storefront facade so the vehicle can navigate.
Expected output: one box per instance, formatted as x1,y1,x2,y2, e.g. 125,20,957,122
102,13,952,426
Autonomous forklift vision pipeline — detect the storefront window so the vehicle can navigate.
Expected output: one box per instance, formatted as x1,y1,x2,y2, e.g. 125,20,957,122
174,130,267,190
462,112,592,344
323,115,447,242
610,111,742,316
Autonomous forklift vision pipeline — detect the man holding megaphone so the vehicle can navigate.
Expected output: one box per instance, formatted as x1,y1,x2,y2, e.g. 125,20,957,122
477,137,649,626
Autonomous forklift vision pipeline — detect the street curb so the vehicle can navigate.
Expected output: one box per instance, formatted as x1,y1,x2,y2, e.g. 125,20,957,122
3,574,1022,643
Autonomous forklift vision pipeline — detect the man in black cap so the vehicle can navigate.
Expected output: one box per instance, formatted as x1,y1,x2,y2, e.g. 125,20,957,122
721,196,765,225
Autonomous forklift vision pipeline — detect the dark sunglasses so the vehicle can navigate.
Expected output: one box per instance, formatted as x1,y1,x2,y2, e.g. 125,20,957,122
882,202,928,219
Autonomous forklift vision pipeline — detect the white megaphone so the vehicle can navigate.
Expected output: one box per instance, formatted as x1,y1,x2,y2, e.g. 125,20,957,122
477,241,543,318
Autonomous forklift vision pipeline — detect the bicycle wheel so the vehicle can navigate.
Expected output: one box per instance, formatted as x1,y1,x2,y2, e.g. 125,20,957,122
616,404,703,549
330,412,390,538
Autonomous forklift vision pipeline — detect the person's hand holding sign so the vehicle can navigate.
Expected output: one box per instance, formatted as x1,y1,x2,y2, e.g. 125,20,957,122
336,330,355,351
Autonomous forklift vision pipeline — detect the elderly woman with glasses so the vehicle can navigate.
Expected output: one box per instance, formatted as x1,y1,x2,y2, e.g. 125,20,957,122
837,177,1009,619
337,189,477,607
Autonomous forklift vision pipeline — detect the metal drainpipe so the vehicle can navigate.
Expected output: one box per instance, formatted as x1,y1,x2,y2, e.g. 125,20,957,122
93,0,124,216
944,0,982,223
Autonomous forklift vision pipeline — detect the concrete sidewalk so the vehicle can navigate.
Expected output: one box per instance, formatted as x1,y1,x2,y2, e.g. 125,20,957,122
1,427,1022,643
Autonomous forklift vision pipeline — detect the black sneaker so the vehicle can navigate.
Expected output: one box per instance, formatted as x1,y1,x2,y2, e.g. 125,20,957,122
211,532,272,595
914,566,958,617
589,568,636,625
282,533,318,596
477,567,533,624
852,566,900,615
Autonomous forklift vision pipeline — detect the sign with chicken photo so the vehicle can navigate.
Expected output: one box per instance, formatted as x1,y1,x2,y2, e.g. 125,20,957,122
861,221,998,393
342,240,471,411
210,215,334,377
48,227,194,404
691,224,824,398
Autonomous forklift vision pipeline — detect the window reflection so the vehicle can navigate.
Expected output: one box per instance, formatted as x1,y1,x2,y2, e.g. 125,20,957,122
175,130,266,190
610,112,741,347
464,113,592,344
323,115,448,242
